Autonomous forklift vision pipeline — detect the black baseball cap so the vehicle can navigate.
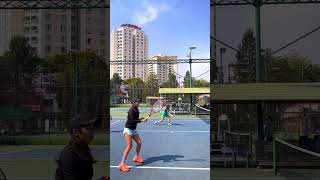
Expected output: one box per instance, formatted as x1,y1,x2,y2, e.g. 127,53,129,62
70,114,98,129
131,98,141,103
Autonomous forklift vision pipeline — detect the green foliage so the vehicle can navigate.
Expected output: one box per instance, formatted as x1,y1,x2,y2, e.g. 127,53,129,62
162,73,178,88
193,79,210,87
123,77,145,101
234,29,256,83
47,51,108,127
1,35,41,88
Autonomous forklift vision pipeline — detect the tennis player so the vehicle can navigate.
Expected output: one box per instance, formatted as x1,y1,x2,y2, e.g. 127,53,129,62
55,115,109,180
154,105,175,126
118,98,148,172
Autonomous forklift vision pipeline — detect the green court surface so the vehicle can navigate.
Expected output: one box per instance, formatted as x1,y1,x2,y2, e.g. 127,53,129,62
212,168,320,179
110,107,198,119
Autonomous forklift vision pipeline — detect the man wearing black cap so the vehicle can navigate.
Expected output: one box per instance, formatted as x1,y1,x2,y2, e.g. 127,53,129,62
55,115,109,180
118,98,148,172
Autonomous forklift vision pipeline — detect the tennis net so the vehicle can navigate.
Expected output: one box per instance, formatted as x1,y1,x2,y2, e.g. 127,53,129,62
195,104,210,121
224,130,253,165
273,138,320,175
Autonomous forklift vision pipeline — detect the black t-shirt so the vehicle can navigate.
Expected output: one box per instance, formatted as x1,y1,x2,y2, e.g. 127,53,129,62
55,140,94,180
125,107,141,130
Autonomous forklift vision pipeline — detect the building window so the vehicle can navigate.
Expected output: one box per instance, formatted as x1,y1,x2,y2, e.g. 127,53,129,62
25,27,30,33
47,24,52,31
46,46,51,53
87,38,91,45
61,47,66,53
61,25,66,32
31,37,38,44
46,14,51,21
47,34,51,41
61,36,65,43
61,15,66,23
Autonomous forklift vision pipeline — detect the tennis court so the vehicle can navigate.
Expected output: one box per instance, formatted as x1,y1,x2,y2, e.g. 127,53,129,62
0,145,108,180
110,107,210,180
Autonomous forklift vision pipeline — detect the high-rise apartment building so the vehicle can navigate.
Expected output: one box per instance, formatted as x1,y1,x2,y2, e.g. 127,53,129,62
111,24,148,81
148,55,178,84
0,9,107,58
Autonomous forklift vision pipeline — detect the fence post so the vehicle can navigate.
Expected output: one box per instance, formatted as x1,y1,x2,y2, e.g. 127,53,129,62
273,137,277,175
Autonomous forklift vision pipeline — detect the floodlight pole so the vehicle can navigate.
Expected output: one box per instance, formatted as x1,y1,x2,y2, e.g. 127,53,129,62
255,0,264,141
188,47,196,108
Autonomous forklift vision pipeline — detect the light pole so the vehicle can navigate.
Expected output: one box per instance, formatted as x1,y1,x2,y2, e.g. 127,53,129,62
187,47,196,88
187,47,196,108
220,48,226,84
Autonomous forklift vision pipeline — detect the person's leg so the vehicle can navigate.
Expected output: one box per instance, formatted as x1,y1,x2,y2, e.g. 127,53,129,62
167,116,172,125
132,134,142,156
132,134,144,163
120,133,132,165
155,117,164,124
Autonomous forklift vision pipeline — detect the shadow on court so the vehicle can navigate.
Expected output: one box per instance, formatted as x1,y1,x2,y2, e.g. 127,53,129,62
142,155,206,165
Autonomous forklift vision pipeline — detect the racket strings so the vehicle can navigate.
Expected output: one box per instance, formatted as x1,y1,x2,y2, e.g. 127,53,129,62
153,100,165,112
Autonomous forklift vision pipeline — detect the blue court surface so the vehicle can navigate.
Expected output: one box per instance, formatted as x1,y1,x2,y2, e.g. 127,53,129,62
110,117,210,180
0,145,108,180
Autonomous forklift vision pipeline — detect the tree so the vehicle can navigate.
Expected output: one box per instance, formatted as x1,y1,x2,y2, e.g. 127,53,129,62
234,29,256,83
287,56,313,82
163,73,178,88
210,43,219,82
47,51,108,128
183,71,191,87
5,36,41,88
193,79,210,87
144,73,159,97
110,73,123,95
124,78,145,101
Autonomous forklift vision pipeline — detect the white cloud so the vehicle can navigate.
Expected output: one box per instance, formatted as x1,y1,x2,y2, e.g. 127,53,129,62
134,4,170,26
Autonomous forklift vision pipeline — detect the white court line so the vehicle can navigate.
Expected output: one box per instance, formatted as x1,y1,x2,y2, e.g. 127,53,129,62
110,166,209,171
137,130,209,133
110,120,120,125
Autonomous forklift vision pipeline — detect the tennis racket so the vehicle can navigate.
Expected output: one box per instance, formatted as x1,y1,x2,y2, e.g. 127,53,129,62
146,99,166,119
0,168,7,180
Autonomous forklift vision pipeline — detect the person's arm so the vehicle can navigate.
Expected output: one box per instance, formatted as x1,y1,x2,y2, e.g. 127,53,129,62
59,151,79,180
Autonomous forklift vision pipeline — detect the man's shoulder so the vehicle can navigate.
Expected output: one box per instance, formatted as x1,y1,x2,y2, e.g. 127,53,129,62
60,144,78,159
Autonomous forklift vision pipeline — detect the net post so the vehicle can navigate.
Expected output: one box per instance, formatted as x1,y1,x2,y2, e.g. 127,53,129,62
195,106,197,116
273,137,277,175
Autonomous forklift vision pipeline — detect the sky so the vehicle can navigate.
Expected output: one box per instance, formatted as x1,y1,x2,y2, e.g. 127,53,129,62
214,4,320,68
110,0,210,81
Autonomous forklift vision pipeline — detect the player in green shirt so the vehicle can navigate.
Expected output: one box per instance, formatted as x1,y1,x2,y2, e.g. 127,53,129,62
154,105,174,126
